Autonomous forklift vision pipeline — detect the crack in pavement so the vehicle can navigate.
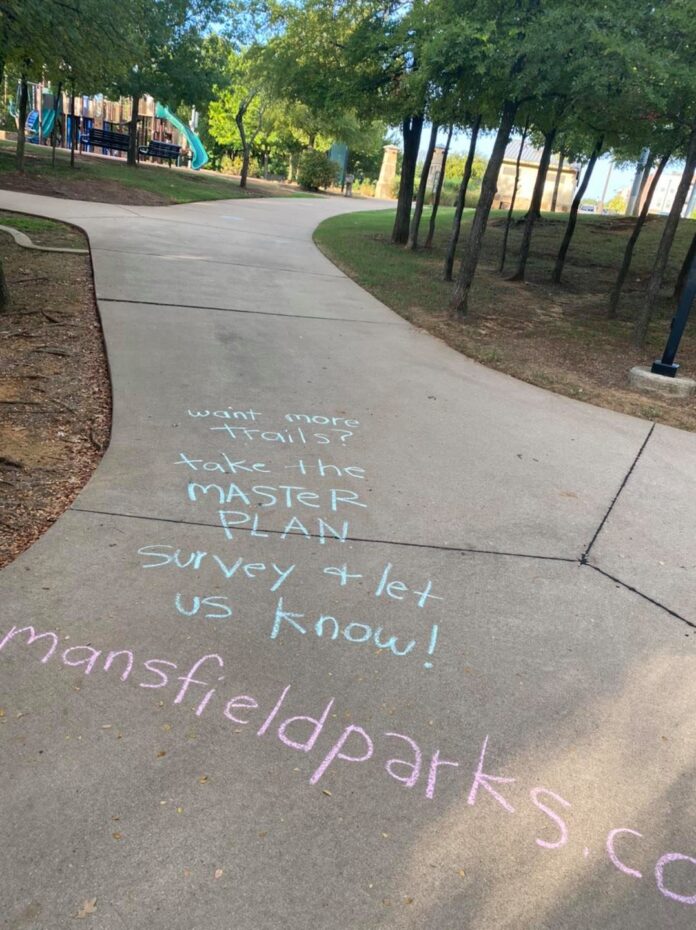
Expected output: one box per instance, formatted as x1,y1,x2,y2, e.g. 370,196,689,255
581,422,656,564
69,504,577,563
587,563,696,631
92,247,347,279
97,297,404,325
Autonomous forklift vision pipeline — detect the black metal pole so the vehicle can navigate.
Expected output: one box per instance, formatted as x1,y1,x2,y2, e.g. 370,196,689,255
651,249,696,377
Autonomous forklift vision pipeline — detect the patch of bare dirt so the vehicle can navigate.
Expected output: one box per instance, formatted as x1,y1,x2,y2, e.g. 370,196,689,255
0,170,169,205
0,210,111,567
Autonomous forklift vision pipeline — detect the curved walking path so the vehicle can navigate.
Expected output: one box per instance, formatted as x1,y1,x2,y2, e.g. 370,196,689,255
1,188,695,928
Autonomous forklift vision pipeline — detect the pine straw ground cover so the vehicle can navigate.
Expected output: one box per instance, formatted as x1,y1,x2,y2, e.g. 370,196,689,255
315,208,696,432
0,210,110,567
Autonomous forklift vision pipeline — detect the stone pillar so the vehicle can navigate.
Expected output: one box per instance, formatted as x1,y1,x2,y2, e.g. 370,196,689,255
374,144,399,199
427,146,446,194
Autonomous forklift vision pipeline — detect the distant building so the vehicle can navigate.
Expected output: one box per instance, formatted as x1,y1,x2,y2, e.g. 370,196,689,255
493,142,579,212
639,169,696,218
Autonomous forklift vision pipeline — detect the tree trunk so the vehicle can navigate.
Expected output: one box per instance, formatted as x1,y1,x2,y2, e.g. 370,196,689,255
236,109,249,188
499,121,529,272
127,94,140,167
51,80,62,167
674,230,696,301
0,258,9,311
509,125,557,282
424,125,453,249
392,113,424,244
70,91,76,168
408,122,439,250
634,126,696,346
16,73,29,173
550,149,564,212
635,152,655,210
551,135,603,284
626,149,652,215
263,150,269,180
449,99,519,317
443,114,481,281
608,152,669,317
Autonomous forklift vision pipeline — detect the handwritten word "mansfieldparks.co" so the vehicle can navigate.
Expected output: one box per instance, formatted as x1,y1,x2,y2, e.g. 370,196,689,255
1,625,695,908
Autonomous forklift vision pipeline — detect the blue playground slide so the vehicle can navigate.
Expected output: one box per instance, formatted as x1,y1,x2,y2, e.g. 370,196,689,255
26,110,39,141
25,108,57,143
155,102,208,170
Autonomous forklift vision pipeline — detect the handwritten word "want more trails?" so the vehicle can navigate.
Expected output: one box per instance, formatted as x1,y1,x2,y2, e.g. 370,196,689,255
1,625,694,908
186,409,360,429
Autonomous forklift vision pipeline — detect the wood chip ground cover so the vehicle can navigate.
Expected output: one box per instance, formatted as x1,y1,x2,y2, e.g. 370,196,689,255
0,209,110,567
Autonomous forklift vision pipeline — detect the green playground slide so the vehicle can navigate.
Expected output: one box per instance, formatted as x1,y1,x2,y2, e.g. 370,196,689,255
42,108,56,137
155,102,208,170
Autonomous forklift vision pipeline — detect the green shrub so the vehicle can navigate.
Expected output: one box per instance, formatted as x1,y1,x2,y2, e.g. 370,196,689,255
298,150,340,190
435,178,480,209
353,178,376,197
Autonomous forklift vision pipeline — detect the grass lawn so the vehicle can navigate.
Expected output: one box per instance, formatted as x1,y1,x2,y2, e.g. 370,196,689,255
0,140,310,205
315,207,696,431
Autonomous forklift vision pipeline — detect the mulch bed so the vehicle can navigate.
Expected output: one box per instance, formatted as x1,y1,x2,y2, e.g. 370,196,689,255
0,210,111,567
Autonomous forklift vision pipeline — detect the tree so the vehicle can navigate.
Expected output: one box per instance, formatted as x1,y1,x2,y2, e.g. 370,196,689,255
408,121,438,249
208,48,268,187
634,128,696,345
499,119,529,272
448,0,556,316
112,0,222,167
608,152,670,317
509,122,557,281
424,124,453,249
443,115,481,280
551,135,603,283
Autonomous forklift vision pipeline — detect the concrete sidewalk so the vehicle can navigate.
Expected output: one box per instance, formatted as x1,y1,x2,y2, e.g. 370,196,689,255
1,188,695,929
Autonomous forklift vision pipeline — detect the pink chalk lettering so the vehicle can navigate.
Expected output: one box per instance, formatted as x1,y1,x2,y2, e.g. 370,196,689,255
139,658,178,689
224,695,259,725
257,685,291,736
0,625,58,663
655,853,696,905
384,732,422,788
195,687,219,717
102,650,134,682
278,698,335,751
425,749,459,800
530,787,571,850
174,654,224,705
467,735,515,813
309,725,373,785
606,828,643,879
62,645,102,675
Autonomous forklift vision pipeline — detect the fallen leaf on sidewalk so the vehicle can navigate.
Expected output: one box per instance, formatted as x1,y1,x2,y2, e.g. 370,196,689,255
74,897,97,919
214,869,224,879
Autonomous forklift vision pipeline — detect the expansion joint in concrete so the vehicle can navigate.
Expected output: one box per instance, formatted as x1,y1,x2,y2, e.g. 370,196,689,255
581,422,655,563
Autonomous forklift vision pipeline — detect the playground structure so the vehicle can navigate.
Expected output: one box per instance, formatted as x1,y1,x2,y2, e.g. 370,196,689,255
11,82,208,169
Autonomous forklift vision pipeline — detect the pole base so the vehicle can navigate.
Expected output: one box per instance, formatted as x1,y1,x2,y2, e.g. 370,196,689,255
650,360,679,377
629,365,695,397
